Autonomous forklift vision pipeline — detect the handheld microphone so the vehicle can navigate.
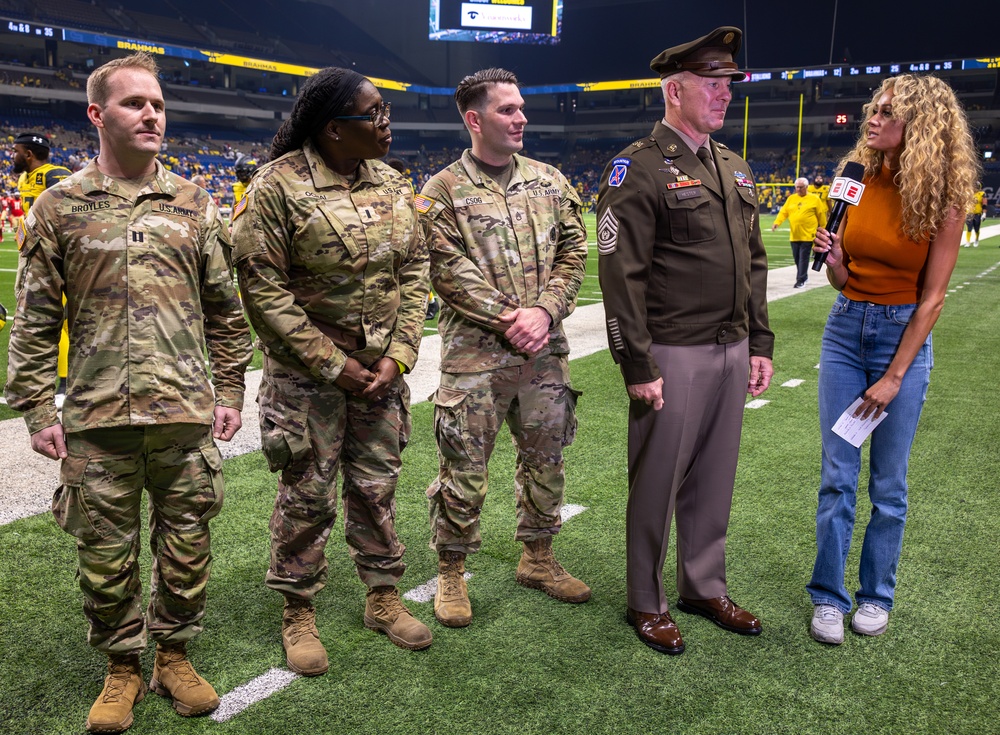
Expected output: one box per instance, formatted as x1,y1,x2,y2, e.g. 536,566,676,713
812,161,866,271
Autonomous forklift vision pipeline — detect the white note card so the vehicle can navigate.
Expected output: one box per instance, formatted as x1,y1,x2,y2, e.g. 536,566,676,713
832,397,888,448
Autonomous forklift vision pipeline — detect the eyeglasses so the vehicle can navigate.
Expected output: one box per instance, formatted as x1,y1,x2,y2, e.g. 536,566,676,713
334,101,391,127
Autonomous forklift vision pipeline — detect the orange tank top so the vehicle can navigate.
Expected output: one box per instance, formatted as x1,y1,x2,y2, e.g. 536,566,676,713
841,165,929,305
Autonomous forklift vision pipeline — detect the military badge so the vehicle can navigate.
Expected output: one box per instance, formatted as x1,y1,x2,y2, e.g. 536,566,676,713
607,158,631,188
15,219,27,251
597,207,620,255
666,179,701,190
414,193,435,214
733,171,754,189
231,195,248,222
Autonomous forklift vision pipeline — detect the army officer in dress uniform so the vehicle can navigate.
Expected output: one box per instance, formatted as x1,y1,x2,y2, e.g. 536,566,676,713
596,27,774,655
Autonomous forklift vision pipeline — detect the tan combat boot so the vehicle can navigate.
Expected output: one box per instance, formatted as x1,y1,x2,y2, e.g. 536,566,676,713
86,653,146,733
363,586,433,650
149,643,220,716
434,550,472,628
282,598,329,676
516,537,591,603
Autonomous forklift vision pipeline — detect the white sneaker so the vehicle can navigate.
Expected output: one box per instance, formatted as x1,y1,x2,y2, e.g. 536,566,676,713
974,240,979,247
810,604,844,644
851,602,889,636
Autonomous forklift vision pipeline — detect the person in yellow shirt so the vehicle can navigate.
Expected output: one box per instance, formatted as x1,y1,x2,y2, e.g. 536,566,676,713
772,177,827,287
808,175,830,213
965,188,985,246
12,132,73,402
231,154,258,209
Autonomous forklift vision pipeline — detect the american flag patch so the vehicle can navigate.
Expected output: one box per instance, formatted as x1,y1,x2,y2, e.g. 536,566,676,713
414,194,435,214
232,196,248,221
15,219,27,250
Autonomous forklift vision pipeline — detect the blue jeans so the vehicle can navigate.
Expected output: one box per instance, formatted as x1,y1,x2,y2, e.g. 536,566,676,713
807,294,932,614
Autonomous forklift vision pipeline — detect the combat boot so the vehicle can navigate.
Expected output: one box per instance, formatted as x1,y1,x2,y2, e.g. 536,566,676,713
86,653,145,733
435,550,472,627
516,537,591,603
282,598,329,676
364,586,433,650
149,643,220,716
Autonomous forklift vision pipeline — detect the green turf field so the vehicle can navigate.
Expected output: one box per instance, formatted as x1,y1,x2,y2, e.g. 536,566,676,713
2,222,999,734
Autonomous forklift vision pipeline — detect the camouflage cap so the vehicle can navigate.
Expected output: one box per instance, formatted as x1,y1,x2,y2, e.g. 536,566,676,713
650,27,746,82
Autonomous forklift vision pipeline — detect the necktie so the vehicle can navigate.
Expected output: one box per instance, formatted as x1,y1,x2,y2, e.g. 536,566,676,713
697,146,718,188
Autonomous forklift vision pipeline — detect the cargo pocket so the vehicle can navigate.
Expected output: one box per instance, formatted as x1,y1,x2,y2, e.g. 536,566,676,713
432,386,471,462
259,401,311,475
562,386,583,447
51,454,110,543
197,443,225,523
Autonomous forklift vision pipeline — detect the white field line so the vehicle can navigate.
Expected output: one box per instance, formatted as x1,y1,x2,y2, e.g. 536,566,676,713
781,379,804,388
211,668,299,723
403,572,473,603
745,399,770,409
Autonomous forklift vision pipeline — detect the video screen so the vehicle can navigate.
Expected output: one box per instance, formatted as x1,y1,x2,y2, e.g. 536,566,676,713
429,0,562,45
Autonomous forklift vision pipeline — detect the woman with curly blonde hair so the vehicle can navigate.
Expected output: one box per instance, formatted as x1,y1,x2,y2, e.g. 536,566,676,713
807,74,978,645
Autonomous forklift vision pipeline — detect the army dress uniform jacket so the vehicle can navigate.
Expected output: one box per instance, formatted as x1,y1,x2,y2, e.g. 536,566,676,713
6,159,252,435
231,140,428,383
596,122,773,385
417,150,587,373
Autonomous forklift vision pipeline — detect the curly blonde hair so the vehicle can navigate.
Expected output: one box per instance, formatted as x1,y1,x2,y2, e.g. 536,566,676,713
840,74,979,242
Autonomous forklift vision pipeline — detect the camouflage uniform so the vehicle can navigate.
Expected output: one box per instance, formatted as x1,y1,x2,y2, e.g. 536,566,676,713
417,151,587,554
231,140,428,595
5,159,252,653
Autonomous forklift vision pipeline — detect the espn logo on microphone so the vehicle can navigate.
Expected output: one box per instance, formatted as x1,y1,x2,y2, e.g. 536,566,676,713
828,176,865,205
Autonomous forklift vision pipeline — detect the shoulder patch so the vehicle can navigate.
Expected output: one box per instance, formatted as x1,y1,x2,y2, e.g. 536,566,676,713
231,195,248,222
414,193,435,214
607,158,631,188
15,218,27,251
597,207,620,255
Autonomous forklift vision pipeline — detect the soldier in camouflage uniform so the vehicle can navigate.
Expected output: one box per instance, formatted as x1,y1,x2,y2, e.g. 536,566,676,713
4,53,251,733
231,67,432,664
416,68,590,629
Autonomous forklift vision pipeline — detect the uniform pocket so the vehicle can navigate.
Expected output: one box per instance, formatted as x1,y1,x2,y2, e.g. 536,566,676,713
196,443,225,523
562,386,583,448
662,192,716,244
259,400,311,474
51,454,111,543
432,386,471,461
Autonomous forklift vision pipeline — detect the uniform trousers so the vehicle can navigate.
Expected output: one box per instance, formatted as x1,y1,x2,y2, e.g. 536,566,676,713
53,424,224,654
259,355,412,598
626,339,750,614
427,353,580,555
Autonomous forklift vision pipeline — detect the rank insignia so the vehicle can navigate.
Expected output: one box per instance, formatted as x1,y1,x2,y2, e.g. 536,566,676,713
597,207,620,254
607,157,631,188
666,143,678,153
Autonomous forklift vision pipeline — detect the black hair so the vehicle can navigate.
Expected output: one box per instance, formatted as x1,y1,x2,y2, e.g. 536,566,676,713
270,67,368,160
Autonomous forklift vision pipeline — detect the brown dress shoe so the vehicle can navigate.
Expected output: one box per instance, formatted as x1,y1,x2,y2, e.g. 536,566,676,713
676,595,762,635
626,608,685,655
